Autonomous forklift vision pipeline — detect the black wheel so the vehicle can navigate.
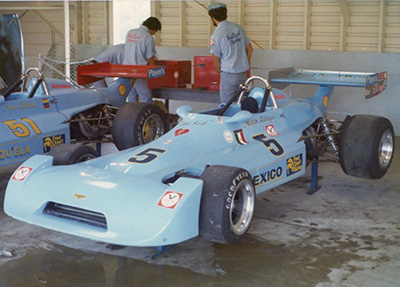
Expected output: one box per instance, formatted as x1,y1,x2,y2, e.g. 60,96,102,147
48,144,98,165
339,115,395,179
199,165,256,244
112,102,168,150
304,125,319,161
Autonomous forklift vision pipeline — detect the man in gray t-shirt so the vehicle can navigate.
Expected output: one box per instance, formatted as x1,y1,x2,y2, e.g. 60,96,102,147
208,3,253,104
123,17,162,103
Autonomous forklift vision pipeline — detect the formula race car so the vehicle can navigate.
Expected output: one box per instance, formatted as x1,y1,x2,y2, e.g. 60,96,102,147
0,67,168,167
1,14,168,167
4,69,394,247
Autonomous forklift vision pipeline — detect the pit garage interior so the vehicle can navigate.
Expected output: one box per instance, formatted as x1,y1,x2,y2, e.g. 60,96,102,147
1,1,400,286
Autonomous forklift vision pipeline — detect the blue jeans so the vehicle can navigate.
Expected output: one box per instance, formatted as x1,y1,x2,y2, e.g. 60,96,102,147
219,72,247,103
127,78,152,103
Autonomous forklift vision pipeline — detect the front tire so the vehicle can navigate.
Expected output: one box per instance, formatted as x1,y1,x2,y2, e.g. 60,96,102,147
199,165,256,244
48,144,98,165
112,102,168,150
339,115,394,179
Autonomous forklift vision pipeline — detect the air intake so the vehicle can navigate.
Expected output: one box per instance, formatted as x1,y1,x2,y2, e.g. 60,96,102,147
43,202,107,229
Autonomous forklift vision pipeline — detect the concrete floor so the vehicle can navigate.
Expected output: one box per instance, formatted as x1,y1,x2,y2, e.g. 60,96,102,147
0,140,399,287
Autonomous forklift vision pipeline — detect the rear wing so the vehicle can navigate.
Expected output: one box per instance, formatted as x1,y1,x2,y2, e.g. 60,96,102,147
268,68,387,98
77,62,167,89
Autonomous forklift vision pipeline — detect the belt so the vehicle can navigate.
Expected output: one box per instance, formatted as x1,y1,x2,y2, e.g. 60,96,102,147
221,71,247,74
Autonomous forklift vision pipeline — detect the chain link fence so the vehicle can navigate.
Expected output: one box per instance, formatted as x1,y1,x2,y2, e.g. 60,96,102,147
39,42,110,86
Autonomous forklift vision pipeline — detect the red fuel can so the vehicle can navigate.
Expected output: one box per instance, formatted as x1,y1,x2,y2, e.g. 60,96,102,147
193,56,220,91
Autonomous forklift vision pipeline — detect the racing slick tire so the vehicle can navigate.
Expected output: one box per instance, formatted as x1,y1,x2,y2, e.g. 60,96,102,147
48,144,98,165
339,115,394,179
112,102,168,150
199,165,256,244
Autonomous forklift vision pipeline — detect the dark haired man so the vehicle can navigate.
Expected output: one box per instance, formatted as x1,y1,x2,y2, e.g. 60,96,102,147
123,17,162,103
208,3,253,103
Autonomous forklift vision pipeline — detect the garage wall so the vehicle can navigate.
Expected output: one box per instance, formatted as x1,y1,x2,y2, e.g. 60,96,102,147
152,0,400,134
152,0,400,53
0,1,112,69
155,46,400,135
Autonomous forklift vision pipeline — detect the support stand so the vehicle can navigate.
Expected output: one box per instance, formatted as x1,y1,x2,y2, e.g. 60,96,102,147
150,245,177,260
96,142,102,156
308,161,321,194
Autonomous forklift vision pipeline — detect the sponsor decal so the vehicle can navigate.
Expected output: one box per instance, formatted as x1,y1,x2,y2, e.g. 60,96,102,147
234,129,249,145
275,94,286,100
51,83,72,89
266,124,280,136
365,71,387,98
19,102,37,109
43,134,66,153
42,98,50,109
4,103,37,111
158,191,184,209
175,128,190,136
4,104,17,111
118,84,127,96
253,167,283,187
323,95,329,108
224,130,233,143
244,115,275,128
287,154,303,176
51,84,72,89
12,166,33,181
180,120,209,126
74,193,87,200
174,71,179,79
1,145,31,160
148,67,165,79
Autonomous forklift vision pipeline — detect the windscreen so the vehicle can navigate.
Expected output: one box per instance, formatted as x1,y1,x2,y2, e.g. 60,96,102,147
0,14,24,87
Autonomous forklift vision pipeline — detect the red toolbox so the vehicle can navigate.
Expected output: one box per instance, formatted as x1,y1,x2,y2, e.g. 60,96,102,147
194,56,219,91
194,56,250,91
156,60,191,88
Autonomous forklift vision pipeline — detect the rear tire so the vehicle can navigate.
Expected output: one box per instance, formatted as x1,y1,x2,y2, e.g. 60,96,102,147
112,102,167,150
199,165,256,244
48,144,98,165
339,115,394,179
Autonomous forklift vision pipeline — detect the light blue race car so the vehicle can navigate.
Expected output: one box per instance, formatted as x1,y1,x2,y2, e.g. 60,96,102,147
0,67,168,167
0,14,168,167
4,69,395,247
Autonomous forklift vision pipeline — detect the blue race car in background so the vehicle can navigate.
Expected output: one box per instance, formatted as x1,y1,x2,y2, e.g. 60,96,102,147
0,67,168,167
4,69,394,247
0,14,168,167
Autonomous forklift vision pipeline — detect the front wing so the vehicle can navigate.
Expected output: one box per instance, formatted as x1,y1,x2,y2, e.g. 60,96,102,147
4,155,203,247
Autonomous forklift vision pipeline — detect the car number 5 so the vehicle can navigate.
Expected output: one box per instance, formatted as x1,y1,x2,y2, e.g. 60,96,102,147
128,148,166,164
